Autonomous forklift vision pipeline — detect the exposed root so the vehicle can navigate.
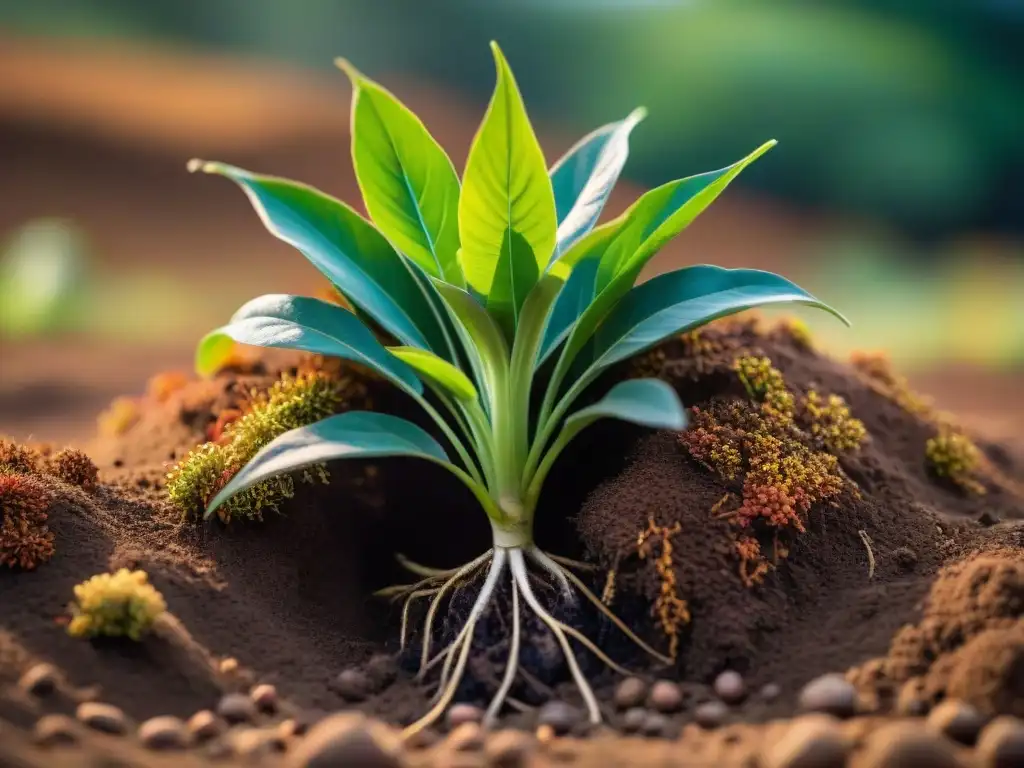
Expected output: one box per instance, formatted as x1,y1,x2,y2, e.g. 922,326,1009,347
397,544,672,739
858,529,876,580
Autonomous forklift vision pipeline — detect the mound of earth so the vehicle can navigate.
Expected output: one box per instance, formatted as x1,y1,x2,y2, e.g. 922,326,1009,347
1,318,1023,767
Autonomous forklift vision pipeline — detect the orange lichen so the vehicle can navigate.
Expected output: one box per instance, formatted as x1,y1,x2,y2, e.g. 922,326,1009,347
146,371,189,403
97,397,141,438
48,448,99,490
736,536,770,587
0,439,40,475
636,519,690,660
0,473,54,570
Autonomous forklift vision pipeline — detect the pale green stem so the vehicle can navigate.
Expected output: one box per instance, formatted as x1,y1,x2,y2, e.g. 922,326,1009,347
410,391,485,488
522,372,592,489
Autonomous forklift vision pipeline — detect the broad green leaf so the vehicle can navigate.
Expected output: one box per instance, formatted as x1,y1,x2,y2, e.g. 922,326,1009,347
595,140,777,292
486,228,539,342
545,141,777,412
206,411,451,519
591,266,848,374
196,294,422,395
537,253,600,369
562,379,688,441
338,60,463,286
432,279,510,416
188,161,445,354
549,108,646,257
458,42,556,297
387,345,478,402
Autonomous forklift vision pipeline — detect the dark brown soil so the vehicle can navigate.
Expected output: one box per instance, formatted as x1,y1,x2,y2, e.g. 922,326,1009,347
2,320,1023,766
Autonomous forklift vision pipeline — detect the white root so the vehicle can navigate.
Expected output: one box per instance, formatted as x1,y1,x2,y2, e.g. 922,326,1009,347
400,545,672,738
509,548,602,724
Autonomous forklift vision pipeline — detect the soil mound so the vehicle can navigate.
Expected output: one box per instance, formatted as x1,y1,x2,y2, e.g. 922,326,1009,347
577,319,1024,706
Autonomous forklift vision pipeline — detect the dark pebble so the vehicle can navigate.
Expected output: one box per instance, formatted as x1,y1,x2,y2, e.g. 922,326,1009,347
446,703,484,729
138,716,189,751
863,722,964,768
641,712,670,738
485,729,537,768
761,683,782,702
286,713,402,768
19,663,59,697
76,702,128,735
648,680,683,713
251,683,279,714
797,674,859,719
761,715,849,768
927,700,988,746
34,714,78,747
894,547,918,572
446,722,485,751
187,710,226,742
614,677,648,710
976,716,1024,768
694,700,729,730
621,707,647,734
364,654,398,691
537,701,579,735
217,692,258,724
714,670,747,705
333,668,371,702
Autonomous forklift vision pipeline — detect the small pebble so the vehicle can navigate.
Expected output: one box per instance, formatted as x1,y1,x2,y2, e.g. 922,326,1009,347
760,715,849,768
446,703,484,729
927,700,988,746
621,707,647,734
714,670,747,705
485,729,537,768
217,692,258,724
230,727,280,759
863,722,964,768
365,654,398,691
648,680,684,713
446,722,485,752
18,663,59,697
797,674,859,719
614,677,648,710
537,701,579,735
333,668,371,702
34,714,78,747
251,683,279,713
761,683,782,702
138,716,189,751
187,710,225,742
286,713,403,768
694,700,729,730
219,657,239,675
641,711,670,738
76,702,127,735
976,716,1024,768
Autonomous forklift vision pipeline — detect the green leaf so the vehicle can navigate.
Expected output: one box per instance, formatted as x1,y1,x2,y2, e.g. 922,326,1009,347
205,411,452,519
549,108,646,257
486,228,539,342
337,60,464,286
562,379,688,439
195,294,422,395
546,141,777,411
595,140,777,292
188,161,446,354
591,266,848,373
387,345,478,402
537,253,600,369
432,279,510,415
458,41,556,298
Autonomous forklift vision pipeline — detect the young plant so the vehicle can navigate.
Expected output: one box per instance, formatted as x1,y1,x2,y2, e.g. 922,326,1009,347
189,42,845,733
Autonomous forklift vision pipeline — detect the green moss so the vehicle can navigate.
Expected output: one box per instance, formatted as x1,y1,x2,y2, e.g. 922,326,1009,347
166,371,347,522
926,427,985,495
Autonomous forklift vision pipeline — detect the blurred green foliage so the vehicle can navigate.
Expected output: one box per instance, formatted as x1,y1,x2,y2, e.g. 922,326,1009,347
2,0,1022,237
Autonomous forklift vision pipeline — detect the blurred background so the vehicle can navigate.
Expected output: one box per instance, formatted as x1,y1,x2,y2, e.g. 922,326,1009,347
1,0,1022,444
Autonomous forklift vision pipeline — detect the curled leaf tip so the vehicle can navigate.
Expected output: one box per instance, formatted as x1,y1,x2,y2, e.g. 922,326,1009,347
334,57,360,83
629,106,649,124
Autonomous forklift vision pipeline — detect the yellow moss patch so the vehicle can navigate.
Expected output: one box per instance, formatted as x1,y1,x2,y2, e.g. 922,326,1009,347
926,428,986,495
97,397,141,438
802,390,867,453
68,569,166,641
